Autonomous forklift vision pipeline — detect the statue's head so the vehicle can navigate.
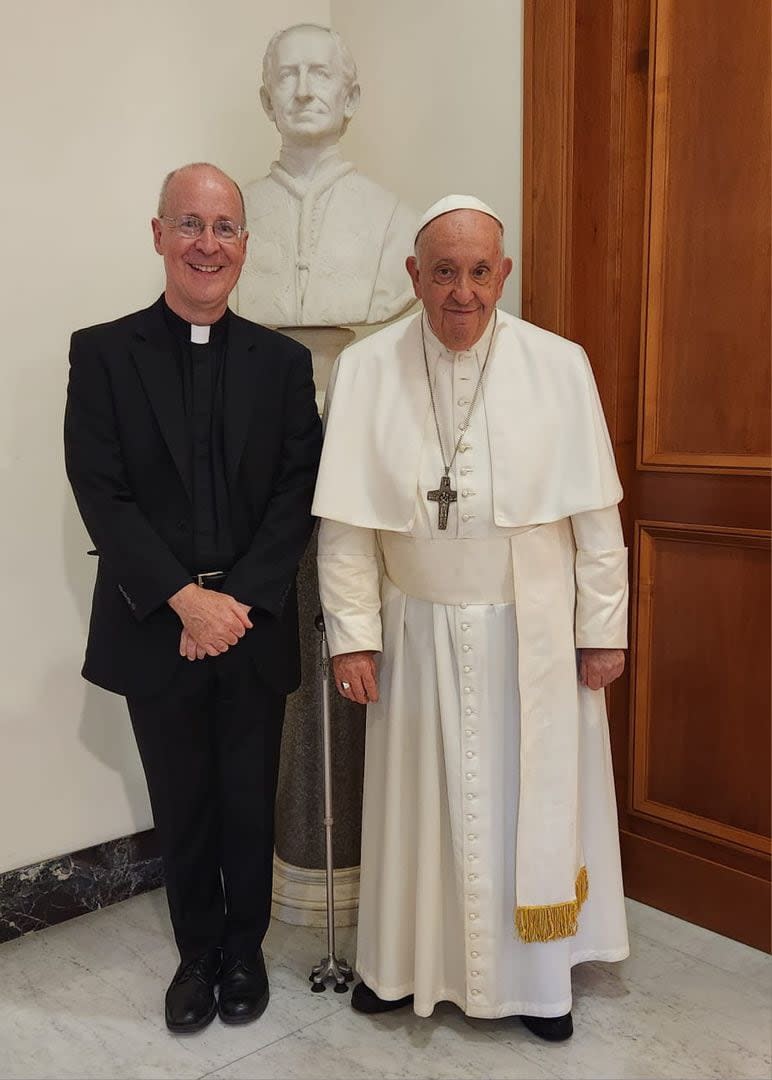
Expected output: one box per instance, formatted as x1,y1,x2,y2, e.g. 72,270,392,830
260,24,361,149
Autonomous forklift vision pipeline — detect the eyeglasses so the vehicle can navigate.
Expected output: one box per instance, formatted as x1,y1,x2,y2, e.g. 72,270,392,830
161,215,245,243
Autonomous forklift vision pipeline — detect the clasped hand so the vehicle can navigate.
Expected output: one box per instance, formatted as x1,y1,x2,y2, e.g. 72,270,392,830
168,583,253,661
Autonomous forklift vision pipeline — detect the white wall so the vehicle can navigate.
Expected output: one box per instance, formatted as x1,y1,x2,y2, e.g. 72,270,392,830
0,0,328,874
0,0,523,874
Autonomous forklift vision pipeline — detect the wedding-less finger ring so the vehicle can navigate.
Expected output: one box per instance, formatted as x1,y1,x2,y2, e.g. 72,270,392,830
341,681,351,690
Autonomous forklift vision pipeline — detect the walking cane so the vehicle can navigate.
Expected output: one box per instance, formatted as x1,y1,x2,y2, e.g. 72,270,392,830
309,612,354,993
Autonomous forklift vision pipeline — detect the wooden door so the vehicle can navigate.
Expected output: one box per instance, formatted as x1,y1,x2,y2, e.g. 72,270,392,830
523,0,771,950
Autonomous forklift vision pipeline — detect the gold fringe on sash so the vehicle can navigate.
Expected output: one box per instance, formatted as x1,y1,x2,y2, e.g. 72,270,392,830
515,866,589,943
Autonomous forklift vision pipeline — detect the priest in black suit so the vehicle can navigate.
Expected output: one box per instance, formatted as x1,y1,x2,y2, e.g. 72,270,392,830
64,163,322,1034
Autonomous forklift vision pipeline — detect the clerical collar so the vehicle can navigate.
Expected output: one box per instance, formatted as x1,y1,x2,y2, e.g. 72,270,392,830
276,144,345,182
422,308,499,366
161,296,230,344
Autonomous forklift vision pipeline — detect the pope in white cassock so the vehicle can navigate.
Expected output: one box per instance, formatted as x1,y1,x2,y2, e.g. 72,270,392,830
312,195,630,1042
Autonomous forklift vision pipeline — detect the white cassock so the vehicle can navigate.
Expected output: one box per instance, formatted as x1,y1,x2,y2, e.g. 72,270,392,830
314,310,630,1018
239,147,417,327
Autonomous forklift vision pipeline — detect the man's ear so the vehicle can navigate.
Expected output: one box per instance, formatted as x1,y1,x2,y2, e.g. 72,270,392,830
151,218,163,255
259,85,275,121
344,82,361,121
405,255,421,298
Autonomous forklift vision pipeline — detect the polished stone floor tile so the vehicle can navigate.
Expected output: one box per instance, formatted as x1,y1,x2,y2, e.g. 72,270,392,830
0,891,769,1080
207,1003,559,1080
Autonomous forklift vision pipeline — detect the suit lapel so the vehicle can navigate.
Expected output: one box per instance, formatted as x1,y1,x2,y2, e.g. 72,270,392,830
223,314,259,490
131,300,192,500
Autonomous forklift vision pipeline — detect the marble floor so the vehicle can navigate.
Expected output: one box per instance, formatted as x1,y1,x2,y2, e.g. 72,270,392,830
0,891,769,1080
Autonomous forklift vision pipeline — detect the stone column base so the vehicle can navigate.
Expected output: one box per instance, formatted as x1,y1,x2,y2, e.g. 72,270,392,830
271,853,360,927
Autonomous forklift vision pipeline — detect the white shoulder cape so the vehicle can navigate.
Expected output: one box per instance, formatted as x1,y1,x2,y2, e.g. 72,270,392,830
312,309,622,529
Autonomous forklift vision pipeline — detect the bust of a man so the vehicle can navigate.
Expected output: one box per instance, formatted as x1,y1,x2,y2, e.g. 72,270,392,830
239,23,417,328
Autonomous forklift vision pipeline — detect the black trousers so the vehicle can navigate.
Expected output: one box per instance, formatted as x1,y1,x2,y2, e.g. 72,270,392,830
127,648,285,962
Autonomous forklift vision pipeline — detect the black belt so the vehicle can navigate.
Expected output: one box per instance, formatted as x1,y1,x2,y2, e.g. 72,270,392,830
195,570,227,589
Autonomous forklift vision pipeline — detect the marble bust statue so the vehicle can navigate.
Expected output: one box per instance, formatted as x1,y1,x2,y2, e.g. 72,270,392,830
239,23,417,328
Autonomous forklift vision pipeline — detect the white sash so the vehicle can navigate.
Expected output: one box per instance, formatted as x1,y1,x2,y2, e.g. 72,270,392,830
379,526,588,942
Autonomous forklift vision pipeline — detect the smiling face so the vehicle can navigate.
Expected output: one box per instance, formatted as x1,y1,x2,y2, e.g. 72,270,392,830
260,25,359,148
406,210,512,352
151,165,247,324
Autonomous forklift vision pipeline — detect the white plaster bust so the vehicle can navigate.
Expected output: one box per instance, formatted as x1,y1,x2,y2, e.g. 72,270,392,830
239,23,418,328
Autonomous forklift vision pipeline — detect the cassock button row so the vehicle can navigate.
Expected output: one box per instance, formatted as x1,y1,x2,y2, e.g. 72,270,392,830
461,623,470,631
466,793,475,801
470,932,479,940
464,729,474,737
469,913,478,920
471,951,480,958
471,970,480,977
464,686,473,693
460,602,468,609
465,707,474,715
465,772,475,781
463,644,472,652
466,812,475,820
465,750,475,758
463,665,472,673
471,989,481,996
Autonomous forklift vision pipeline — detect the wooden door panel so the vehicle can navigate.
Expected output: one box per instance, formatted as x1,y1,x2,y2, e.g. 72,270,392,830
632,523,771,846
641,0,772,472
524,0,771,950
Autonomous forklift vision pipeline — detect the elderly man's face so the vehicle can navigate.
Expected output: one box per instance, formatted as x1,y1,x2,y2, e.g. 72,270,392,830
406,211,512,352
262,26,357,146
151,166,247,324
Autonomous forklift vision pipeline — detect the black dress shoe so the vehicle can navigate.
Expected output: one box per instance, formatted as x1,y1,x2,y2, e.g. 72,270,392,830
520,1011,573,1041
165,951,220,1034
218,950,269,1025
351,980,414,1014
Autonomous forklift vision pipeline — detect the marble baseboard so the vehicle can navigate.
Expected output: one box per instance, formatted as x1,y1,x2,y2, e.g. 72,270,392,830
0,829,162,944
272,853,359,927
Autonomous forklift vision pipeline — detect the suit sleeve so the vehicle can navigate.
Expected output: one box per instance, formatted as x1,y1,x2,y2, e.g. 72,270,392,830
571,505,629,648
223,345,322,616
64,330,191,621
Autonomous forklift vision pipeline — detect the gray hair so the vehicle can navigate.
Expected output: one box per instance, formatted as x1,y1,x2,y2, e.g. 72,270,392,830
262,23,358,96
157,163,246,227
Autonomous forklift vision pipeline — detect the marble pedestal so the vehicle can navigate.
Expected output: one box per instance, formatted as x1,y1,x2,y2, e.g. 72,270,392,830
272,326,365,928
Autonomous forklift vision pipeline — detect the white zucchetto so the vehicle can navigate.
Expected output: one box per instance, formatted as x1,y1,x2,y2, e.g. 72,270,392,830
414,195,504,245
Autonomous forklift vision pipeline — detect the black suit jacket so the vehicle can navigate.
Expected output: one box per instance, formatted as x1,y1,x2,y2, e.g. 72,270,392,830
64,298,322,699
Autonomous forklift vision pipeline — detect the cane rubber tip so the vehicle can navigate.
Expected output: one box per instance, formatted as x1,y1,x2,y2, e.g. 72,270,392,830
311,982,326,993
334,982,349,993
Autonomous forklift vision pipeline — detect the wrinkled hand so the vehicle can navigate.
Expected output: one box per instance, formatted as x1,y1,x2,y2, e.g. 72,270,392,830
169,583,252,658
179,626,206,661
332,651,379,705
579,648,625,690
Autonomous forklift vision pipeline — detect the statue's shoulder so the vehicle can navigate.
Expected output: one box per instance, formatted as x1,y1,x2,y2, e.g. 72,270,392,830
337,168,414,219
242,173,282,208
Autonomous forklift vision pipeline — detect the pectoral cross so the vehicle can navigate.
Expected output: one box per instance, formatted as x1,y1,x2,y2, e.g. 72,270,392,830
427,474,457,530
